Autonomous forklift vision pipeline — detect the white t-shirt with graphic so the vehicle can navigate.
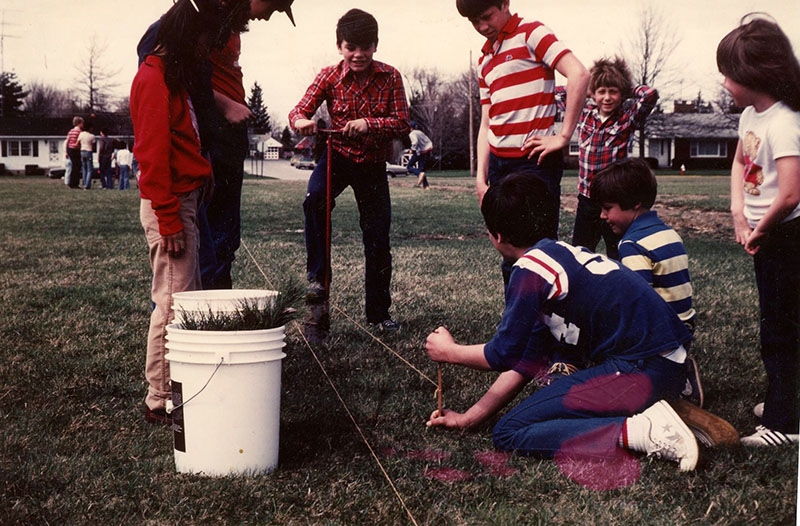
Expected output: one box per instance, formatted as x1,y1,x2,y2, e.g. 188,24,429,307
737,101,800,227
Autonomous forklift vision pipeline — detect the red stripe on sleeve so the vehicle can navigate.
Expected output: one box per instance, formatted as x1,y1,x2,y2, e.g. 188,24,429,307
521,254,562,298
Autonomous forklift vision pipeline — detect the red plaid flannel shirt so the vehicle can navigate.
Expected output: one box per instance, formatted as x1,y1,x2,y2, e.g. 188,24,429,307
289,60,410,164
557,85,658,197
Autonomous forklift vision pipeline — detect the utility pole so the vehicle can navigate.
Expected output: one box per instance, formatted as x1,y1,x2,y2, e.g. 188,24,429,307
0,9,21,118
468,50,474,178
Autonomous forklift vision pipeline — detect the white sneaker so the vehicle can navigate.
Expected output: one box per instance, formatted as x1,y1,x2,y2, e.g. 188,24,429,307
741,425,799,447
630,400,699,471
753,402,764,419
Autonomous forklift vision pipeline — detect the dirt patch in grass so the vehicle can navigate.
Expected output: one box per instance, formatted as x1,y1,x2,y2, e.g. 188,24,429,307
561,194,733,241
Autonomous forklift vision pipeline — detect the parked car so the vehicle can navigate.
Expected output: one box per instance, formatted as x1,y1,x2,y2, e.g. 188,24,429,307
294,156,316,170
47,167,66,179
386,149,412,177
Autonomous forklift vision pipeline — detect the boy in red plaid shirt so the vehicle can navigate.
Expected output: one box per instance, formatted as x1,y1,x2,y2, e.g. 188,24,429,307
556,57,658,260
289,8,410,332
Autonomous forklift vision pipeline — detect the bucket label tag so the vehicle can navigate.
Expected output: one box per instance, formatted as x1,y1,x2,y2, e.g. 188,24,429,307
171,381,186,452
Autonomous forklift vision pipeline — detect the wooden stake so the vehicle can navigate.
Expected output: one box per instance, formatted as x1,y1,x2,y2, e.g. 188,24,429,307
437,364,443,418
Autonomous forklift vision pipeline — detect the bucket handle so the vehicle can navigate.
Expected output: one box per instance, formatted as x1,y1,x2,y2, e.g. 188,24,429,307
166,357,224,415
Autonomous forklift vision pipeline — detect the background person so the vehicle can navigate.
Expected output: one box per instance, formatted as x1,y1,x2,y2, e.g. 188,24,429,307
407,120,433,189
114,141,133,190
65,117,83,189
97,128,115,189
78,123,96,189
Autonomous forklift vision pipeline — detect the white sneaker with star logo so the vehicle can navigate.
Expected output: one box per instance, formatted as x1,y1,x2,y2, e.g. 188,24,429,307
630,400,699,471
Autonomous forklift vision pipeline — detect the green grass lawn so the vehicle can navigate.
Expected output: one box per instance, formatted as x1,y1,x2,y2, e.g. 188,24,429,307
0,174,796,525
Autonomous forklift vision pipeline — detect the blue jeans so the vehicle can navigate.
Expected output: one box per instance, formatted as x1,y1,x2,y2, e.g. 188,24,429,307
572,194,621,260
753,216,800,433
99,155,113,189
304,147,392,323
407,150,430,187
118,165,131,190
200,122,247,290
80,151,94,189
489,152,563,285
493,355,685,459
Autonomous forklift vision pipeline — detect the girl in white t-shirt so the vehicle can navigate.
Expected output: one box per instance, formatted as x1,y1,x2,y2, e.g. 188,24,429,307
717,13,800,447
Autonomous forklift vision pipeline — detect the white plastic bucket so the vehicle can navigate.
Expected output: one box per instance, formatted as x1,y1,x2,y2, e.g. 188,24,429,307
165,323,286,476
171,289,278,325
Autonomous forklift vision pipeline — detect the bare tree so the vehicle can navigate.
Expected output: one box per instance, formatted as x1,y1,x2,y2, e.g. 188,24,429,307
23,81,78,116
73,34,120,113
406,67,443,133
713,86,743,123
404,67,481,170
626,3,681,157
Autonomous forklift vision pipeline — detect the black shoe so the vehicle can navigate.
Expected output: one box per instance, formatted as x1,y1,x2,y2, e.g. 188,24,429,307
680,355,704,408
144,404,172,426
305,280,326,302
368,318,401,332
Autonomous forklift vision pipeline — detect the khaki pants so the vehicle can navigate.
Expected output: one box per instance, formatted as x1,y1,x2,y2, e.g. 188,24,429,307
140,188,202,410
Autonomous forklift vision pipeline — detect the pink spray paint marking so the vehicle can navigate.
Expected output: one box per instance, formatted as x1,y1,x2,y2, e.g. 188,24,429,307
554,423,641,490
474,450,519,478
378,447,398,458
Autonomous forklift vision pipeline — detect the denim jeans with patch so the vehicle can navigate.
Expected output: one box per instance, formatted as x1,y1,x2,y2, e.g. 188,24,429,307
493,355,685,459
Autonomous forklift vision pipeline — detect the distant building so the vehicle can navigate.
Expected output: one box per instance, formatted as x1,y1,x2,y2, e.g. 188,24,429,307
646,112,738,169
249,135,284,160
559,107,738,170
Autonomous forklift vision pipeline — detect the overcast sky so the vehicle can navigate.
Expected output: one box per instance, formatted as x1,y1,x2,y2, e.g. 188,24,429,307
2,0,799,128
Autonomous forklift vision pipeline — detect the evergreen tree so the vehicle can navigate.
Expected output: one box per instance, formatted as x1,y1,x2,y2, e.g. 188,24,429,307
0,72,28,117
247,81,271,134
280,126,294,151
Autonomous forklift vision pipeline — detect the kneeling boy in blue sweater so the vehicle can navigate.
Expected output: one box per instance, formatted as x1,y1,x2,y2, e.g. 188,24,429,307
425,172,699,471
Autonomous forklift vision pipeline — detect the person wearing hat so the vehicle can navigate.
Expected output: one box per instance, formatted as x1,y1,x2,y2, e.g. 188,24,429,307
203,0,296,289
137,0,295,290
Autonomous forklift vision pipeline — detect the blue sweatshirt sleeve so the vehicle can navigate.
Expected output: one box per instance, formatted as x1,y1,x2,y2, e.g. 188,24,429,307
484,266,552,377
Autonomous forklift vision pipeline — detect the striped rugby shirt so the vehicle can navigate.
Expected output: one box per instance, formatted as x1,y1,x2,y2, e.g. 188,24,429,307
478,14,570,158
618,211,696,325
66,126,81,150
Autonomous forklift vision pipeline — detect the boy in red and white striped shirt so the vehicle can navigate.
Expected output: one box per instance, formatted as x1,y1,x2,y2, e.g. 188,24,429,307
459,0,588,263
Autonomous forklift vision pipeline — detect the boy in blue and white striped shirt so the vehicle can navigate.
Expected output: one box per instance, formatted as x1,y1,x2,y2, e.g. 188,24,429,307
592,158,702,408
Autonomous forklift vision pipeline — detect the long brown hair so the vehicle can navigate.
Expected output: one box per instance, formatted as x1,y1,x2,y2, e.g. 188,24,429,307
154,0,250,94
717,13,800,111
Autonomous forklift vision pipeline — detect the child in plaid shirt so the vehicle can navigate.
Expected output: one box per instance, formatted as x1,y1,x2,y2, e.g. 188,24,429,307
289,8,410,331
557,57,658,260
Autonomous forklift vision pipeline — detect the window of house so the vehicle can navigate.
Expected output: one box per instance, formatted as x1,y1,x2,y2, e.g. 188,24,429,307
690,140,727,158
49,141,59,154
649,140,668,157
1,140,38,157
569,143,579,155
